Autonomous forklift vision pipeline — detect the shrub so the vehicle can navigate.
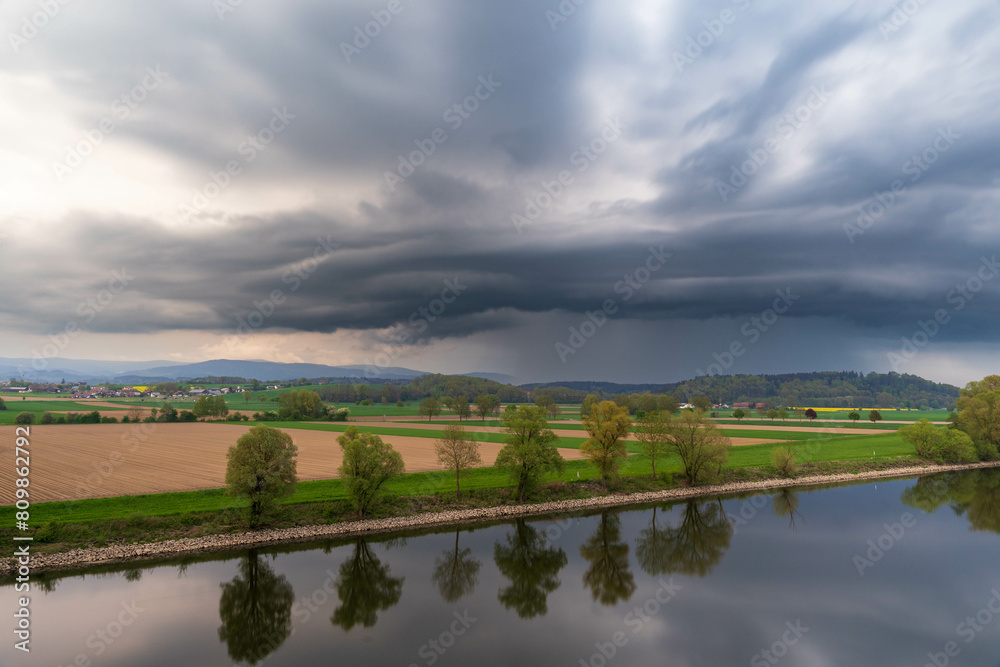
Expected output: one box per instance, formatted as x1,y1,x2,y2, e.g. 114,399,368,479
901,419,944,459
178,410,197,422
40,412,54,425
34,521,57,543
973,438,1000,462
934,431,978,464
14,412,35,425
771,447,798,478
900,419,979,463
101,416,118,424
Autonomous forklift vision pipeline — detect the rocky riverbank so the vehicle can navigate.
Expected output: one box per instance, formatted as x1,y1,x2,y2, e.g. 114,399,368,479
5,460,999,575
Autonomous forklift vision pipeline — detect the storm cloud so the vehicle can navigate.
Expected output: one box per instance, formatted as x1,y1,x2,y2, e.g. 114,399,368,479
1,0,998,384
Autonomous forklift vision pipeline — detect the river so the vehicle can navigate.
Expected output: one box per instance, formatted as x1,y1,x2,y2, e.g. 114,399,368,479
4,469,999,666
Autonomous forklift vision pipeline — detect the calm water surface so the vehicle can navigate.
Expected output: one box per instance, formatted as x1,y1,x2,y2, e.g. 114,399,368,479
4,469,1000,666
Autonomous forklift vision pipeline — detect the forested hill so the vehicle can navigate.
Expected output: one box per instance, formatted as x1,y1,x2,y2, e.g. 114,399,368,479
522,371,961,409
408,373,529,402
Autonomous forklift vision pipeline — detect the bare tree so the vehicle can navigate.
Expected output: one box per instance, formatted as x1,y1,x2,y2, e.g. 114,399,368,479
435,425,482,499
634,410,670,477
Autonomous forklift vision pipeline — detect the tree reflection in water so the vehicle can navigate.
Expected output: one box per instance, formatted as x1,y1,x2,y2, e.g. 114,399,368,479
331,537,404,631
902,469,1000,534
772,488,804,531
218,550,294,665
494,519,568,619
432,529,481,603
635,499,733,578
580,513,636,605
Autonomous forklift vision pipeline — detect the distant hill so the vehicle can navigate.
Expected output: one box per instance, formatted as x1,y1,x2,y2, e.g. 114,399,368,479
122,360,426,382
523,371,961,409
1,357,517,384
0,357,185,383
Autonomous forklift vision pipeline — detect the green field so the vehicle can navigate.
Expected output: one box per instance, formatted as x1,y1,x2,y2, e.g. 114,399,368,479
0,400,126,424
712,418,905,430
419,419,861,441
98,392,584,419
252,420,592,449
713,408,952,422
265,419,900,457
102,396,453,417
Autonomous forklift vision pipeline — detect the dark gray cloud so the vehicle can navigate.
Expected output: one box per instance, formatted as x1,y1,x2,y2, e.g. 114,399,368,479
1,0,999,382
6,198,998,346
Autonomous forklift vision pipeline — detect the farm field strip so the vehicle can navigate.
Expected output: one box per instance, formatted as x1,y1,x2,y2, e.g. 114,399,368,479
400,421,787,446
410,420,892,441
0,424,587,503
264,419,793,447
402,419,895,435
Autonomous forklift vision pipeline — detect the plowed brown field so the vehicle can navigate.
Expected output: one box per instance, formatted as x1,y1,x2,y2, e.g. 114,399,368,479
0,424,586,504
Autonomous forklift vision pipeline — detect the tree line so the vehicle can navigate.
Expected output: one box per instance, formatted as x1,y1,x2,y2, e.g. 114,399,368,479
527,370,960,409
226,400,734,529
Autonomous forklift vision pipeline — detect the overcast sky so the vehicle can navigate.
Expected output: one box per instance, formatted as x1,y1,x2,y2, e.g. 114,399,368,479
1,0,998,385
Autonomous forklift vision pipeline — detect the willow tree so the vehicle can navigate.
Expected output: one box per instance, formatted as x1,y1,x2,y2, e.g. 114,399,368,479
338,427,405,518
494,405,564,501
581,401,633,486
225,425,298,526
665,410,730,485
